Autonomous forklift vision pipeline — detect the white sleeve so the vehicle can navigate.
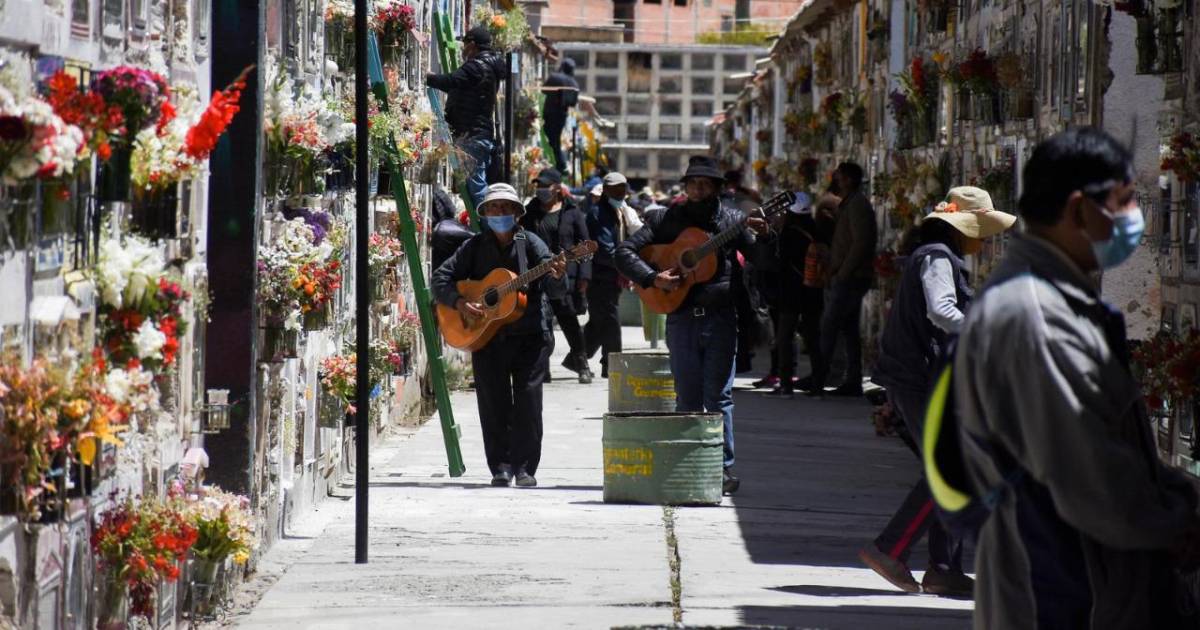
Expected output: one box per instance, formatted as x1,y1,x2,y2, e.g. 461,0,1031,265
921,256,964,334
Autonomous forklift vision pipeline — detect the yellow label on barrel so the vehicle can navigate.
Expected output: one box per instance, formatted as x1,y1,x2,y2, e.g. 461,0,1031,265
623,374,675,399
604,447,654,477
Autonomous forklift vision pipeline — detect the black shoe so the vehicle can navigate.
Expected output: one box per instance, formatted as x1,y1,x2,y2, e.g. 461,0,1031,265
543,373,553,384
515,469,537,488
830,383,864,397
579,368,594,384
491,465,513,487
722,467,740,495
561,355,584,374
763,388,794,399
921,567,975,598
794,375,814,390
751,375,780,389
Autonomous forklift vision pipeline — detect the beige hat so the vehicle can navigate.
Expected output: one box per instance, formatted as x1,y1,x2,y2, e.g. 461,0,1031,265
603,172,628,186
924,186,1016,239
480,183,524,215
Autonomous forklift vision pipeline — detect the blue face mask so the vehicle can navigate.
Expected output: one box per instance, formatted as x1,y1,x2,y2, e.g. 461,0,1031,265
607,197,623,209
485,214,517,233
1091,207,1144,269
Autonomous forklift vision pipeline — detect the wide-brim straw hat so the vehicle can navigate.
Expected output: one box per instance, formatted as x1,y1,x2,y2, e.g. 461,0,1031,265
924,186,1016,239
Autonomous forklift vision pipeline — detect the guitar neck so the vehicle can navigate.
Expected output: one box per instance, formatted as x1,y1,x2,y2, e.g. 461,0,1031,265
694,220,746,259
497,259,558,297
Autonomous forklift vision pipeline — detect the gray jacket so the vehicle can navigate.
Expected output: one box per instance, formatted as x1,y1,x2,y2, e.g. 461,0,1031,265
827,190,877,284
954,234,1198,629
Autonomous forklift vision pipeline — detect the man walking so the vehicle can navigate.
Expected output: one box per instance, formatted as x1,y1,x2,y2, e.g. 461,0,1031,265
522,167,593,383
432,184,568,488
810,162,877,397
425,26,506,207
585,171,641,378
541,58,579,175
955,128,1200,628
616,156,766,495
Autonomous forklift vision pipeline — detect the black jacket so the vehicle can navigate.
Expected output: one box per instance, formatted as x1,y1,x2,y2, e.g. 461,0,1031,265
431,229,567,338
426,49,507,141
521,197,592,284
615,200,755,312
543,62,579,126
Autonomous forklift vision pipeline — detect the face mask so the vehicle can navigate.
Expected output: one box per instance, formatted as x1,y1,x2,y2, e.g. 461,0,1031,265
1090,206,1144,269
485,214,516,233
535,188,555,204
607,197,623,209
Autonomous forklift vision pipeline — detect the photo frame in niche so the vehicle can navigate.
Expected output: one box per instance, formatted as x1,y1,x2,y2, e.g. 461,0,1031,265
192,0,209,62
100,0,124,51
129,0,150,41
69,0,91,40
305,0,324,74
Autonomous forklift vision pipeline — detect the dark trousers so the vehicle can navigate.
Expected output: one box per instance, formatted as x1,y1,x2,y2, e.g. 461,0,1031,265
775,308,800,390
584,265,622,372
667,307,738,467
544,117,566,173
472,332,553,476
550,297,585,364
874,387,963,572
815,279,870,388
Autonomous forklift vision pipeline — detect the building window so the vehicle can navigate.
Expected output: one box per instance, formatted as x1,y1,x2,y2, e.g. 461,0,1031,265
627,123,649,140
723,78,744,94
660,100,681,116
691,101,713,117
691,77,713,94
626,98,652,116
614,1,636,43
626,151,649,169
723,54,747,71
659,76,682,94
596,52,620,69
659,123,681,141
628,52,653,92
658,153,681,173
595,96,621,116
565,50,588,70
689,123,708,142
692,54,714,70
644,0,661,3
595,75,619,93
1187,183,1199,268
674,0,687,5
660,53,683,70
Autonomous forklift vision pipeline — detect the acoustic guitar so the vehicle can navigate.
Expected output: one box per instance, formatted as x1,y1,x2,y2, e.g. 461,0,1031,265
438,240,598,351
636,191,796,314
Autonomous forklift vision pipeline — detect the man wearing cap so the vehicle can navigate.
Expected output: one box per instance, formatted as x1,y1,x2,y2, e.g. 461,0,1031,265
762,191,822,399
522,168,593,383
616,156,766,495
541,58,579,174
860,186,1016,597
432,183,568,488
584,171,642,378
425,26,507,207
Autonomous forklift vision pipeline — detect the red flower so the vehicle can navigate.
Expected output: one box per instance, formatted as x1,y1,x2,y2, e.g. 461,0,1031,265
185,66,252,160
96,140,112,162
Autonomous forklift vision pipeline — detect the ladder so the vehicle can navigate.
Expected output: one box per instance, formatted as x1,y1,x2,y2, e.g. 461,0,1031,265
368,31,466,477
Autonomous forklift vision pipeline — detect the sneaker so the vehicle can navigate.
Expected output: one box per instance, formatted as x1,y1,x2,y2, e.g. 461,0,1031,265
830,382,864,397
921,567,975,598
579,368,594,384
857,546,920,593
763,388,794,399
491,465,513,487
515,469,537,488
793,375,814,390
722,467,740,495
751,375,780,389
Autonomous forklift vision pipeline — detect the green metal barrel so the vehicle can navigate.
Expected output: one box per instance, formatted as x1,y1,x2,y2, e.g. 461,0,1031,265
602,412,724,505
608,350,676,413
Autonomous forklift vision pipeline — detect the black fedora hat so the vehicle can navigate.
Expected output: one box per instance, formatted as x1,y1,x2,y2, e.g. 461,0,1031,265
681,155,723,182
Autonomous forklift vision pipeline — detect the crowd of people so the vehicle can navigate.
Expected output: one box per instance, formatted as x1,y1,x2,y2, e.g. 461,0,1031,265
427,39,1200,627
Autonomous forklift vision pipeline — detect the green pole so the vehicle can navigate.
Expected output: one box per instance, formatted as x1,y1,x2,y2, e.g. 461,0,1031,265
369,32,466,477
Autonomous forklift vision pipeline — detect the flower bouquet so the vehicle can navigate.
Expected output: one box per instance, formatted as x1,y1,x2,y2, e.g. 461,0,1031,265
368,232,403,300
472,5,529,52
177,484,256,615
1162,132,1200,183
90,66,172,201
263,58,354,199
1132,329,1200,412
92,496,198,627
0,358,74,522
46,69,124,161
319,354,357,412
373,1,419,67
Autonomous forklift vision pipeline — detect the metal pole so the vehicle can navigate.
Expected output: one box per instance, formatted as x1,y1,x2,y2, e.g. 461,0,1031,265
505,51,515,182
353,0,370,565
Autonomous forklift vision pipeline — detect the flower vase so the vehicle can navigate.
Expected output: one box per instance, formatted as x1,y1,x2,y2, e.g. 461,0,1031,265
0,183,37,251
130,185,179,240
957,91,973,121
393,350,411,377
99,145,134,203
371,274,393,303
259,324,300,363
40,179,75,238
96,573,129,630
303,302,332,331
188,557,222,618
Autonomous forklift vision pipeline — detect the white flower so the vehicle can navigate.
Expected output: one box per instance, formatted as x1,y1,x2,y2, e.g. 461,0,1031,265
105,368,132,404
133,319,167,359
284,310,301,332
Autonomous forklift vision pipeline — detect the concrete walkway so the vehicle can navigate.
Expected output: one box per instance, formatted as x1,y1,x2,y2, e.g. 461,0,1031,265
237,327,972,629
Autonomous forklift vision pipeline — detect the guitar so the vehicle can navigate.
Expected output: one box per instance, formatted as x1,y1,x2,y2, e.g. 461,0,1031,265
437,240,599,351
636,191,797,314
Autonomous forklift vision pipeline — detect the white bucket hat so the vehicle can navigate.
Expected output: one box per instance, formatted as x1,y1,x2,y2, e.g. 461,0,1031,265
480,183,525,216
924,186,1017,239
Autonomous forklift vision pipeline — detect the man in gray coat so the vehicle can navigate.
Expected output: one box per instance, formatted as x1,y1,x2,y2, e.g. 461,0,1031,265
955,127,1200,628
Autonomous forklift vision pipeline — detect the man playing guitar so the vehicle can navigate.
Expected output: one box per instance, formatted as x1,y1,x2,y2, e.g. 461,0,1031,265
615,156,767,495
432,183,568,489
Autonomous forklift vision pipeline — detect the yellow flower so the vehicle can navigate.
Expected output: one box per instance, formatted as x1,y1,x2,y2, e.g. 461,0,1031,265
233,550,250,565
491,14,507,29
63,398,91,420
932,51,948,67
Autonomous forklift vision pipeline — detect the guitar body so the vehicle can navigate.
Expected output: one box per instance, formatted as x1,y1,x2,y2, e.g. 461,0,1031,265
636,227,720,314
436,268,529,351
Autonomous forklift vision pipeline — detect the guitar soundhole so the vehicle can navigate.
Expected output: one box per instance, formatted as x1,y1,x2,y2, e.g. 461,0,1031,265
482,288,500,308
679,250,698,270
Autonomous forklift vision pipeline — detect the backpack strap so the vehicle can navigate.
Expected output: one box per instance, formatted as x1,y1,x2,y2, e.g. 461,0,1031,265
514,231,528,275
